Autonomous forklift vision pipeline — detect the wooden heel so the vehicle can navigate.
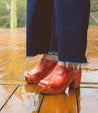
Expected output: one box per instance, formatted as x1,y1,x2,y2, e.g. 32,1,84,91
70,73,81,88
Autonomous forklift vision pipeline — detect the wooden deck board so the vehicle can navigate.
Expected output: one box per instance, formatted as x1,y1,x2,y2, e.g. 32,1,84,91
0,56,29,75
0,84,43,113
0,80,27,85
39,88,78,113
0,85,18,110
0,53,25,66
0,57,41,80
0,42,25,47
0,49,25,59
0,40,25,56
76,88,98,113
0,27,98,113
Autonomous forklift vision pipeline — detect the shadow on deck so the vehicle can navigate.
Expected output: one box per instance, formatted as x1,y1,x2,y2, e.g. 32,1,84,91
0,27,98,113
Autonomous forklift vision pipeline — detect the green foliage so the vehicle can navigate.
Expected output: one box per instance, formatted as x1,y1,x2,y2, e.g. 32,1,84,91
16,0,26,27
0,0,10,28
90,0,98,26
0,0,26,28
0,0,98,28
91,0,98,12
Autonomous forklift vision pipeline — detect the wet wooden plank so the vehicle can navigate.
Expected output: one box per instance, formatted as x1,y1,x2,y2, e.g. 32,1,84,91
0,52,25,65
0,54,26,79
39,88,78,113
0,51,25,66
0,84,43,113
81,70,98,84
0,38,25,57
0,40,25,45
0,54,27,76
0,58,39,80
0,45,25,54
0,49,20,58
0,47,25,58
80,82,98,88
0,85,18,110
76,88,98,113
81,26,98,84
0,40,25,57
88,26,98,34
0,46,24,53
0,49,25,59
0,55,41,80
0,26,97,113
0,80,27,85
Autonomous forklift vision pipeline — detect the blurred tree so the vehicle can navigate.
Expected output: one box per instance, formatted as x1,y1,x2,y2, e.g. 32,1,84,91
0,0,98,28
90,13,98,26
90,0,98,26
16,0,26,27
10,0,17,28
6,0,11,11
91,0,98,12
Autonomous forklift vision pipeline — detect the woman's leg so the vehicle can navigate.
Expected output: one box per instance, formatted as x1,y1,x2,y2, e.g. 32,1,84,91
25,0,58,83
26,0,54,56
38,0,90,94
54,0,90,64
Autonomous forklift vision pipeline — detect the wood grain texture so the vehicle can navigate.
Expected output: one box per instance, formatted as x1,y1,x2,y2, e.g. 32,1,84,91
39,88,78,113
76,88,98,113
0,85,18,110
0,84,43,113
0,27,98,113
0,80,27,85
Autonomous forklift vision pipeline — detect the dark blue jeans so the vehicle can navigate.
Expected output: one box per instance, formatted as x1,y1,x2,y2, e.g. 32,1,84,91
26,0,90,64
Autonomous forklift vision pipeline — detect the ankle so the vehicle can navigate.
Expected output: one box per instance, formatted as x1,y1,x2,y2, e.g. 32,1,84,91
58,61,66,67
58,61,82,71
42,54,58,62
68,64,82,70
66,64,82,75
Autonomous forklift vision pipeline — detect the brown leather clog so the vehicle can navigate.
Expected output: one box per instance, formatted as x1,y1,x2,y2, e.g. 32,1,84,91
38,64,81,94
25,58,57,83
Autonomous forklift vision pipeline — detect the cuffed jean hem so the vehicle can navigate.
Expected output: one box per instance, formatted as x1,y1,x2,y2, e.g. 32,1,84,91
58,59,88,64
48,51,55,55
25,51,57,58
26,55,37,57
48,51,58,56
